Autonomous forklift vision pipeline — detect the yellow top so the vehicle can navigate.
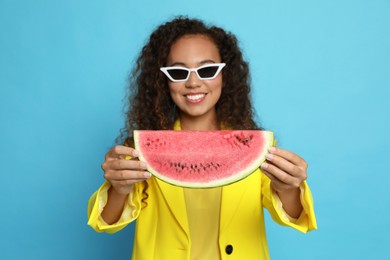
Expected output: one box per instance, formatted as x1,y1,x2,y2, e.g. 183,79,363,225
184,187,222,259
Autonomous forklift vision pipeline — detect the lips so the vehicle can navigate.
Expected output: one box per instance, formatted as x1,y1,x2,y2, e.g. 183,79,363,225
185,93,206,103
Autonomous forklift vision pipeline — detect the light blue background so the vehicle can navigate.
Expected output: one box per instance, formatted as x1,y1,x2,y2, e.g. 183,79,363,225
1,0,389,259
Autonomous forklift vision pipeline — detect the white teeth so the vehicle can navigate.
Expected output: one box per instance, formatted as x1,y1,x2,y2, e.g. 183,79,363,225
186,94,205,100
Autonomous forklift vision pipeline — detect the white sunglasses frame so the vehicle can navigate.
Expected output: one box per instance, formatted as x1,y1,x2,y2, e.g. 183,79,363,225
160,63,226,82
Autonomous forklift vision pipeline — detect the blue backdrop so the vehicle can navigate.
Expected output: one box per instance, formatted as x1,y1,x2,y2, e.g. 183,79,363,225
1,0,389,259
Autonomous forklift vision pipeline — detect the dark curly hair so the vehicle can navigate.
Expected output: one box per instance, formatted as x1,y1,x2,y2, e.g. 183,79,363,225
120,16,261,145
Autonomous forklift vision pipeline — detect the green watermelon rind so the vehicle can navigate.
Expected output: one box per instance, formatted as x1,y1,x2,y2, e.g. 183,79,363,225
134,130,274,188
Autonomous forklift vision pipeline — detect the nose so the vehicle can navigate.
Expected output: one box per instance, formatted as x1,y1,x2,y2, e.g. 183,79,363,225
185,71,202,88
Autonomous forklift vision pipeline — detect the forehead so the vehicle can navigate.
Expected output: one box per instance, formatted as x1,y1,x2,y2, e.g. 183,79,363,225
167,34,221,65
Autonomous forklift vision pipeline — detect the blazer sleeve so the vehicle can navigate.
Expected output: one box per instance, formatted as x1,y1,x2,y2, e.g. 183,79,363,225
87,181,145,234
261,171,317,233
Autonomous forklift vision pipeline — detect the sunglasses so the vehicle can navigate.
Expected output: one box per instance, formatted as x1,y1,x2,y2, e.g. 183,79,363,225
160,63,226,82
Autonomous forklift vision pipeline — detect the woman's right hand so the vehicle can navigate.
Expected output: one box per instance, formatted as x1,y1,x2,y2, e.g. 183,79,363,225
101,145,151,195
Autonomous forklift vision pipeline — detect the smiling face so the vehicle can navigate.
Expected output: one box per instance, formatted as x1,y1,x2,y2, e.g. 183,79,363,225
166,34,223,129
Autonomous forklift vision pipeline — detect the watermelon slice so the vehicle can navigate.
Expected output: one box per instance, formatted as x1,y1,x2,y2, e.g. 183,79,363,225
134,130,274,188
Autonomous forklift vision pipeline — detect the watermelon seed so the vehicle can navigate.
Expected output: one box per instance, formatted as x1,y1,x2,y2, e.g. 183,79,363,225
235,134,253,147
169,161,222,174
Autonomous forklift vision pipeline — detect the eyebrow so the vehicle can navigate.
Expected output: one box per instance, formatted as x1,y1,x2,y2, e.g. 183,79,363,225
168,59,217,67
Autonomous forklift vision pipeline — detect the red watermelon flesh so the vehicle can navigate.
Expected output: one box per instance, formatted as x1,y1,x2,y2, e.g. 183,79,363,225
133,130,274,188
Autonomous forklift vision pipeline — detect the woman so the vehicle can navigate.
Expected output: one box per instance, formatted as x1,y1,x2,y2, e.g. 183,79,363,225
88,17,317,259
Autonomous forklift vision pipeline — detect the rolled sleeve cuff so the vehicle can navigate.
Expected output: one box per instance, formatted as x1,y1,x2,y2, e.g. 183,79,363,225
87,181,142,234
268,181,318,233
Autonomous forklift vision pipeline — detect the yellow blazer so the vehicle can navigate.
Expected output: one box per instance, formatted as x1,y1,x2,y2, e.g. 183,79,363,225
88,169,317,259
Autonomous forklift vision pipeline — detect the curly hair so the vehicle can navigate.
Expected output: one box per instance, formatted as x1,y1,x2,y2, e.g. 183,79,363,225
119,16,262,145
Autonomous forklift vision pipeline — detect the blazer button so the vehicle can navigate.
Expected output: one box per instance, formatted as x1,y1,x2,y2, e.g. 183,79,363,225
225,245,233,255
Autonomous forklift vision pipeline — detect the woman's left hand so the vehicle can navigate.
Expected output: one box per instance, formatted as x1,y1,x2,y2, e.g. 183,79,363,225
260,147,308,193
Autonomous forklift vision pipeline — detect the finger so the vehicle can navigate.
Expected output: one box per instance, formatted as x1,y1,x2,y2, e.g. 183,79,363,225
262,169,291,191
106,145,140,160
102,159,147,171
110,178,146,187
268,147,308,169
265,153,304,178
105,170,151,181
261,162,296,185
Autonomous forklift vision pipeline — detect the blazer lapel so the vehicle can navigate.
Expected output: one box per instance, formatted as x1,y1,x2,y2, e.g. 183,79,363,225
220,177,248,232
155,178,190,236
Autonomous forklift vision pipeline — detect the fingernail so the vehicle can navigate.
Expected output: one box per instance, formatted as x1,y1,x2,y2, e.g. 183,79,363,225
144,172,152,178
269,147,276,153
133,150,140,157
140,161,147,169
266,154,273,160
261,162,268,169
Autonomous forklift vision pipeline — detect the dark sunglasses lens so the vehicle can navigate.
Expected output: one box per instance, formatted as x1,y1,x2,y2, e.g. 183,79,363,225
167,69,189,80
198,66,219,78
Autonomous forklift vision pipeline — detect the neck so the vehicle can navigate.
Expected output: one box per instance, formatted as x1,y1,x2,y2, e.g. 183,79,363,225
179,113,220,130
